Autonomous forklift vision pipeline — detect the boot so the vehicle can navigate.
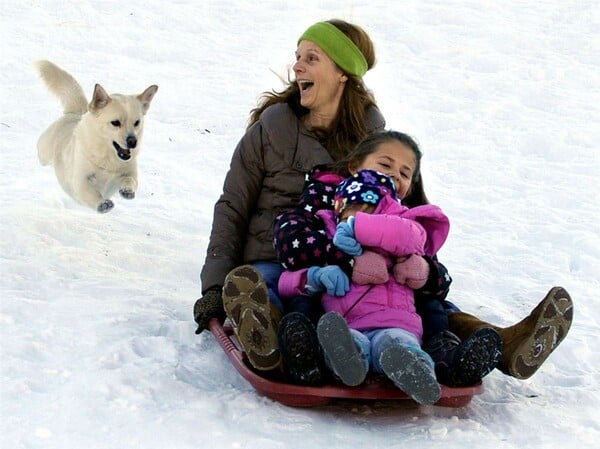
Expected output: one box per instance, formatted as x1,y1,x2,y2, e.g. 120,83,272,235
278,312,328,386
316,311,368,386
448,287,573,379
423,329,502,387
222,265,282,371
379,345,441,405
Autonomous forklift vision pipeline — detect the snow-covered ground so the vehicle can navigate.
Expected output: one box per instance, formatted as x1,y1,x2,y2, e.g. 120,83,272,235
1,1,599,448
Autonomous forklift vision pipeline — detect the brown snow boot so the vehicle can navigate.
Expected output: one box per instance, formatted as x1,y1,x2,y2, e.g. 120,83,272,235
448,287,573,379
223,265,282,371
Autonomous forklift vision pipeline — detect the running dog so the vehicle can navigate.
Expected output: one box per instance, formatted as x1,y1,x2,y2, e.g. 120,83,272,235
35,60,158,212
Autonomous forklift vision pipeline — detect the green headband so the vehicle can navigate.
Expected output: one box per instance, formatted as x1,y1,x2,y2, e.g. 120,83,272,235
298,22,368,77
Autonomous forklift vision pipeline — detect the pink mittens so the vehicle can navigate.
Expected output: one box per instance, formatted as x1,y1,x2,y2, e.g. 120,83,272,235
352,250,389,285
352,252,431,289
393,255,430,289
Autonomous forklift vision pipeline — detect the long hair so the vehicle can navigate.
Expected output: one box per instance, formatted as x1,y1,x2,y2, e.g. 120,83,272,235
333,130,430,208
247,19,378,161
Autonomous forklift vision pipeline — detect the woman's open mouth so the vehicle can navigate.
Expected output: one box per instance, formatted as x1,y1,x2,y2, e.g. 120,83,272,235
298,80,314,95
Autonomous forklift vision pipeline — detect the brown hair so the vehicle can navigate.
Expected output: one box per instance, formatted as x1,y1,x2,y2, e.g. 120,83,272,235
248,19,378,161
333,130,430,208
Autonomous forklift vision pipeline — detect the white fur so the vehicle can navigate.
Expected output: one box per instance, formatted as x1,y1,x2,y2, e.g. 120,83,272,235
35,60,158,213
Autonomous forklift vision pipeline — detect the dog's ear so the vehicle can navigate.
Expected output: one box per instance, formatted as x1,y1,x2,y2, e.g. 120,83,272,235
89,84,111,111
138,85,158,114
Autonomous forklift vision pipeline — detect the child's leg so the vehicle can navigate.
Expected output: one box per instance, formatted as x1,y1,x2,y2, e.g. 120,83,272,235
419,298,502,387
278,312,327,386
417,297,449,342
367,328,441,405
285,294,324,325
317,311,369,386
277,274,327,386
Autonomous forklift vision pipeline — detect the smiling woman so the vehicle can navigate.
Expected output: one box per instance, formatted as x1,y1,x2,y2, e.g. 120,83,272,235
192,19,385,384
294,38,348,129
245,19,379,161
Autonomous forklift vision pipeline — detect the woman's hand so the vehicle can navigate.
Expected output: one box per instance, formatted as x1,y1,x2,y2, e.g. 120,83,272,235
193,287,225,334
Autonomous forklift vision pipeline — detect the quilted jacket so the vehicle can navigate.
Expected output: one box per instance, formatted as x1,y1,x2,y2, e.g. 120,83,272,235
200,103,385,292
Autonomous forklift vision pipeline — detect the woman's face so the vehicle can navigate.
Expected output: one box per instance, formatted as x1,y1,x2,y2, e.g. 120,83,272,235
293,40,347,121
351,141,417,200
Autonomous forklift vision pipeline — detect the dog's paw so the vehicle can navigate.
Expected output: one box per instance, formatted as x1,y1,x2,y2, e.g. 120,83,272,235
119,189,135,200
97,199,114,213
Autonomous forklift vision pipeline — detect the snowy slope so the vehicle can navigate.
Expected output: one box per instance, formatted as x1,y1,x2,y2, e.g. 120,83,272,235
1,1,599,448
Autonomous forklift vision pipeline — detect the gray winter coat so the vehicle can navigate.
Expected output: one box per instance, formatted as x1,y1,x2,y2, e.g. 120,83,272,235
200,102,385,292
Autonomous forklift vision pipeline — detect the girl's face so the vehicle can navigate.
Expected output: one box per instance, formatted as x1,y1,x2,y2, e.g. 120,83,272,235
293,40,347,121
350,140,417,200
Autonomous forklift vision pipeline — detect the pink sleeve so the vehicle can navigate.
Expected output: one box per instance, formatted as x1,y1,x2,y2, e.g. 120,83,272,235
278,268,311,299
354,212,427,256
400,205,450,255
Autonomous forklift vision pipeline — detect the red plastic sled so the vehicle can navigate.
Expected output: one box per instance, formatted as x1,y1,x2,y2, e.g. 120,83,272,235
209,319,483,407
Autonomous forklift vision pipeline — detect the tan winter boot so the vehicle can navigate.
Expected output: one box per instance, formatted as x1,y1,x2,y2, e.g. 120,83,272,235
448,287,573,379
222,265,282,371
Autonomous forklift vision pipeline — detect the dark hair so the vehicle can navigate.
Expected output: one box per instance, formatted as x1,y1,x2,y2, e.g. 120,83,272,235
334,130,429,208
247,19,378,160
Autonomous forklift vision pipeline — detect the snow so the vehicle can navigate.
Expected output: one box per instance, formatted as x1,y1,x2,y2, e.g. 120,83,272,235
1,1,599,448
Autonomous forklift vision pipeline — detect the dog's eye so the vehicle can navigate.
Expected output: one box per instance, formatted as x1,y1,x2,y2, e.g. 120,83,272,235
111,120,121,127
134,120,140,127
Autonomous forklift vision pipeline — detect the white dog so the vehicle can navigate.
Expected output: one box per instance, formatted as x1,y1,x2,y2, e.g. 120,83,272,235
35,60,158,213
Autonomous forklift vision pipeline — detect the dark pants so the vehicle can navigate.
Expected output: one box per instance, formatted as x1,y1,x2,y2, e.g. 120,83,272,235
417,299,460,342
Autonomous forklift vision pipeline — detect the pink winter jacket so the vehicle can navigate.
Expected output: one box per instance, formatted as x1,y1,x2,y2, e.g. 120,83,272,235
278,195,450,341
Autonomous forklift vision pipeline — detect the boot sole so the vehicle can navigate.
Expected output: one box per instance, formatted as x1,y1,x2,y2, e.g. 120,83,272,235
379,345,441,405
317,312,367,387
278,313,327,386
222,265,280,371
443,328,502,387
508,286,573,379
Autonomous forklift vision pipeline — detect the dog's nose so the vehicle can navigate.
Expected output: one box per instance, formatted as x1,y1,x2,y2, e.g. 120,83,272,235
126,135,137,149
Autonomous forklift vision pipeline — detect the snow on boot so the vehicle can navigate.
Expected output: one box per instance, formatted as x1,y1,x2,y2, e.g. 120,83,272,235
423,329,502,387
379,345,441,405
317,311,368,386
278,312,328,386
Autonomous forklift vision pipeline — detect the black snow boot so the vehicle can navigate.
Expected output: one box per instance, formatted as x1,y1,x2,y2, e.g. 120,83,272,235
423,329,502,387
278,312,328,386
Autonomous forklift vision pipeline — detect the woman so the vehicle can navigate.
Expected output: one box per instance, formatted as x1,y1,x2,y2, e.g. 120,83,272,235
193,19,384,376
193,19,573,385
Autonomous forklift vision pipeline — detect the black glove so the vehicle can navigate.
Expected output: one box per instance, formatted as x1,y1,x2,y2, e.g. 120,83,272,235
193,287,225,334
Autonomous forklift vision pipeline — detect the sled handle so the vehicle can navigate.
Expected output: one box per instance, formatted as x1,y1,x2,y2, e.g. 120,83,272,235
209,318,240,357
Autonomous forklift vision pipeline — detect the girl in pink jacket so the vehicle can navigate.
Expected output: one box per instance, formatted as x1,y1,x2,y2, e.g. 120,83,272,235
278,149,449,405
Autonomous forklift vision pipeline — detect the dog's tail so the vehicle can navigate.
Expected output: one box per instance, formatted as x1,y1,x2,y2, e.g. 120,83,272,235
34,60,88,115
